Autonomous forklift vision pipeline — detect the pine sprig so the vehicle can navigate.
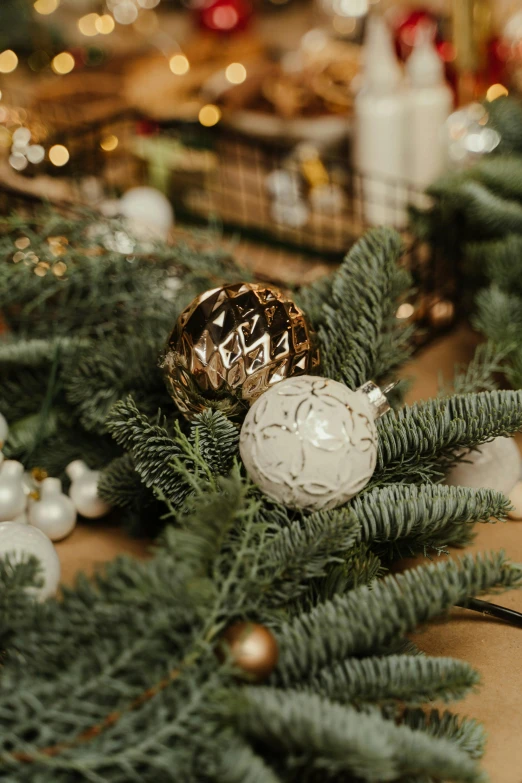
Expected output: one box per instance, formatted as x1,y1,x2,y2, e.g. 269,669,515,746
236,688,485,783
308,654,480,706
275,552,522,683
315,227,413,389
374,390,522,484
352,484,509,555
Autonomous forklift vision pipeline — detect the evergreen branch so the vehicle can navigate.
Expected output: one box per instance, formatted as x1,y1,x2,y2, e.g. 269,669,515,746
64,334,168,433
237,688,485,782
105,397,193,503
275,552,522,683
402,709,486,760
442,341,506,396
472,286,522,348
262,509,361,604
466,234,522,296
0,336,87,366
487,95,522,155
163,470,249,576
375,391,522,483
215,735,283,783
318,227,413,389
190,410,240,475
352,484,508,548
308,655,479,706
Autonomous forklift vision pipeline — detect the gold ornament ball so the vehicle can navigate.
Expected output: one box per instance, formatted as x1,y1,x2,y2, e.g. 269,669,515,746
218,622,279,682
163,282,319,418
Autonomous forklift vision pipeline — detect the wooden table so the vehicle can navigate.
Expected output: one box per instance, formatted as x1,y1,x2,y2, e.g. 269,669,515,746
54,323,522,782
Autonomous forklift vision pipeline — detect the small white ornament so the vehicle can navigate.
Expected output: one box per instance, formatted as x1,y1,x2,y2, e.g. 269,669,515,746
240,375,390,511
508,481,522,520
0,413,8,446
119,187,174,242
29,477,77,541
0,461,27,522
66,460,111,519
265,170,302,202
0,522,61,601
445,436,521,496
271,199,309,228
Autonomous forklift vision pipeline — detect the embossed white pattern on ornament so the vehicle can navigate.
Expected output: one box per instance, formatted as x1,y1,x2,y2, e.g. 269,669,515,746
240,375,382,511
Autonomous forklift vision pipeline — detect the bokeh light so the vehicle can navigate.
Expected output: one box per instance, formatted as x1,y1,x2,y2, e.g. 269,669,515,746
34,0,59,14
78,13,100,36
199,104,221,127
113,1,138,24
100,134,119,151
52,52,75,75
169,54,190,75
0,50,19,74
49,145,70,166
486,83,509,102
96,15,116,34
225,62,247,84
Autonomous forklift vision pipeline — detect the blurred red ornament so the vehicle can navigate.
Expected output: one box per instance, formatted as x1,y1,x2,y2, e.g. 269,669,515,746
136,119,159,136
197,0,252,33
393,9,439,61
392,8,457,95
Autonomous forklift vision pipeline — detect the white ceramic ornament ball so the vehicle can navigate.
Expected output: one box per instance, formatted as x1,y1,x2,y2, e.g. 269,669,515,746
29,478,77,541
119,187,174,242
0,412,8,445
445,436,521,496
0,460,27,522
240,375,386,511
0,522,61,601
66,460,111,519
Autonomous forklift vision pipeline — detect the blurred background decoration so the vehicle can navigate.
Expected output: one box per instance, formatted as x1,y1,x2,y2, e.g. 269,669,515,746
0,0,521,337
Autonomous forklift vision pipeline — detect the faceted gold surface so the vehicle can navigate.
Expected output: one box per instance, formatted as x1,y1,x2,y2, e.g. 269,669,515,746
163,282,320,418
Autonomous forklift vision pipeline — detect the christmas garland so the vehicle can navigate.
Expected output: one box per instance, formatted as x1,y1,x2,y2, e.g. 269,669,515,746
1,207,522,781
411,95,522,389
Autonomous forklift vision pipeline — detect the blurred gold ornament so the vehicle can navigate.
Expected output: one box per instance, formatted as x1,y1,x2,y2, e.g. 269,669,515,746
163,283,320,419
218,622,279,682
429,298,455,328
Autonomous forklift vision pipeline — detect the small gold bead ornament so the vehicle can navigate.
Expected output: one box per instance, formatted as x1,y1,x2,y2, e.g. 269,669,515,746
218,622,279,682
163,283,320,419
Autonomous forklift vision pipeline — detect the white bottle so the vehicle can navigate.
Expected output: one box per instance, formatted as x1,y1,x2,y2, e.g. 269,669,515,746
354,16,407,228
406,24,453,205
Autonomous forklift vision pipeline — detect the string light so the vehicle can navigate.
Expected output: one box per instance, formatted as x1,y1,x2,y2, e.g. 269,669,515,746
486,83,509,102
0,50,19,74
49,145,69,166
137,0,160,7
34,0,59,14
78,13,100,36
169,54,190,75
225,63,247,84
52,52,75,75
100,134,119,151
96,15,115,34
199,104,221,127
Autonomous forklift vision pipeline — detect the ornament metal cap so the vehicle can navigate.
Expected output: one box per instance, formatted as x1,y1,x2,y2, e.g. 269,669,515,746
358,380,396,419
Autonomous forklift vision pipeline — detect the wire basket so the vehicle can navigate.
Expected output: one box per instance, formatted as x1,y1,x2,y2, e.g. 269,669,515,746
0,85,458,342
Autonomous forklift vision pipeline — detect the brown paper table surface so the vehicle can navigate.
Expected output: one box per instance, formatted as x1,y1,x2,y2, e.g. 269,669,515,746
53,323,522,783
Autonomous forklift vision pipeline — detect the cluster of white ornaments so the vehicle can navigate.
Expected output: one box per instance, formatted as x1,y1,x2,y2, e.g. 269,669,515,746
445,435,522,520
240,375,389,511
0,412,111,600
